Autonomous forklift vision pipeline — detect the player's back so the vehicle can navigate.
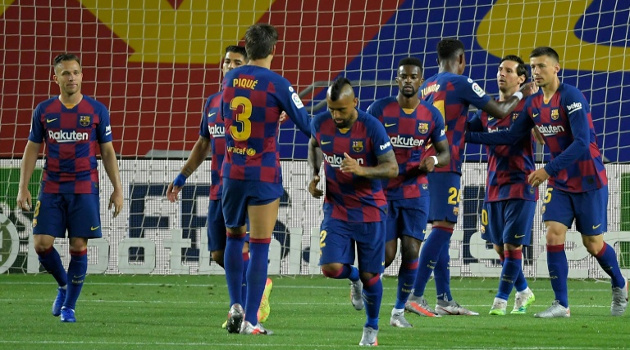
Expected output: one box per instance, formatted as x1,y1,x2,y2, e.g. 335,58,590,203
200,91,225,200
221,65,290,184
420,72,491,174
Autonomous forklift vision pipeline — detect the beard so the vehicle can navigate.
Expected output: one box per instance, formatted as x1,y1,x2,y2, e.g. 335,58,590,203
401,86,416,98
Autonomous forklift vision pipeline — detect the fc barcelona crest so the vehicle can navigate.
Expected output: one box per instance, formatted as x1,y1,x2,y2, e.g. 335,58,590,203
80,115,91,127
512,112,519,120
418,122,429,134
551,109,559,120
352,140,364,153
453,207,459,216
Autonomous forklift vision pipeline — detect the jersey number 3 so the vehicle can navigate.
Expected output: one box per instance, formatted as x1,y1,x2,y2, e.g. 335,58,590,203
229,96,253,141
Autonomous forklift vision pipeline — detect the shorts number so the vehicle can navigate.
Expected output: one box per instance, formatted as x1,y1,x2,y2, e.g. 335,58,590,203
33,200,41,218
481,209,488,226
447,187,461,205
229,96,253,141
543,188,553,204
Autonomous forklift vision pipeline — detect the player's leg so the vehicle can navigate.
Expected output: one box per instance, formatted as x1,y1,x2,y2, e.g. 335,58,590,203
221,179,250,333
574,186,627,316
62,193,101,323
32,193,68,317
356,220,385,346
504,200,536,314
534,187,574,318
486,201,508,315
384,200,399,269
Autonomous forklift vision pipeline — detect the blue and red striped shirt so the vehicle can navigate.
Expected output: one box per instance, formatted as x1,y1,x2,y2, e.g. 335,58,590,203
367,96,446,200
311,109,393,223
28,96,112,194
467,83,606,193
199,92,225,200
420,72,492,174
468,99,537,202
221,65,311,184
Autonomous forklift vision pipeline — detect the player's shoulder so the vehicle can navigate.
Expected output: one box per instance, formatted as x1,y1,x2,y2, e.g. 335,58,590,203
358,109,384,128
367,96,396,115
35,96,59,111
82,95,108,111
312,110,331,125
558,83,584,98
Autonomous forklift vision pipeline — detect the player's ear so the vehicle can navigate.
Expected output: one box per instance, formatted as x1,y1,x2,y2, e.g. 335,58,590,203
353,97,358,107
271,44,277,56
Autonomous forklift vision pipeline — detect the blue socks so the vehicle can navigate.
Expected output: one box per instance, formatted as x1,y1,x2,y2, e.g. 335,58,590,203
37,246,67,287
413,226,452,299
363,274,382,330
64,249,87,310
395,259,418,309
547,244,569,307
595,243,625,288
244,238,271,325
496,250,523,300
224,234,246,306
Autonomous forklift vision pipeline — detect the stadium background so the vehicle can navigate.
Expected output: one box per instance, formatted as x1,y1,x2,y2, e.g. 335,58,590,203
0,0,629,276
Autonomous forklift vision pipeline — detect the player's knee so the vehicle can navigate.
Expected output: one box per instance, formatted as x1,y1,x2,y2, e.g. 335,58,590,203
211,251,225,268
359,272,380,286
321,263,343,278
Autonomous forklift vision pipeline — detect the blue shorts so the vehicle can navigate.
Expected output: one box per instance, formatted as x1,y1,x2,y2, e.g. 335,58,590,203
32,193,101,238
386,197,429,242
427,172,461,223
207,199,249,251
481,199,536,246
319,205,386,274
542,186,608,235
221,178,283,229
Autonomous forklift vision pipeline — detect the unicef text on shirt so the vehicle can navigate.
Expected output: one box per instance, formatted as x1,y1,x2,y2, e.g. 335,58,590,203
48,130,90,142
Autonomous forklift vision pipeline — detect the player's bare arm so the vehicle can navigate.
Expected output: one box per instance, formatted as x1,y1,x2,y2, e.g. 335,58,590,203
419,139,450,173
166,136,211,202
484,82,538,119
16,141,42,211
100,141,123,218
307,136,324,198
341,150,397,179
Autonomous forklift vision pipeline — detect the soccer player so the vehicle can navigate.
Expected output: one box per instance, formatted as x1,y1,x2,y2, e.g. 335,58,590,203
366,57,450,327
221,23,311,335
16,53,123,323
466,55,537,315
166,46,273,326
407,38,537,316
308,77,398,346
467,47,628,318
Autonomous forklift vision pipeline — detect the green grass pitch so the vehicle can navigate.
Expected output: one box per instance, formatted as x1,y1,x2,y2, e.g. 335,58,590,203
0,274,627,349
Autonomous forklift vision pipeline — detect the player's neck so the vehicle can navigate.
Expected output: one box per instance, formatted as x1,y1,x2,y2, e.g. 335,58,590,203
542,76,561,101
498,89,518,102
397,94,419,110
58,92,83,107
248,56,273,69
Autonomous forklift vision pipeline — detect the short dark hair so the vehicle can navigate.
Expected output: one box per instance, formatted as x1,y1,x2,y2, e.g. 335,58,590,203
436,38,465,62
530,46,560,63
53,53,81,68
501,54,528,82
244,23,278,60
225,45,247,60
328,77,352,101
398,57,423,73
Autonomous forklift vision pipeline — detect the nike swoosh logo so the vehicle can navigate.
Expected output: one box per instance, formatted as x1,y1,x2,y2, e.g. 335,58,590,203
91,226,100,231
46,118,58,123
592,224,602,229
208,112,216,117
514,234,525,239
429,260,437,264
321,141,331,145
488,117,494,121
385,123,396,127
532,113,539,118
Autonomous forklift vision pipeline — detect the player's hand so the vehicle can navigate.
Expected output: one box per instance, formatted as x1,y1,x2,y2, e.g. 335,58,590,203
418,157,435,174
340,153,364,176
532,128,545,145
166,182,182,202
109,188,123,218
520,82,539,97
16,189,32,211
527,168,549,187
279,111,288,124
308,175,323,198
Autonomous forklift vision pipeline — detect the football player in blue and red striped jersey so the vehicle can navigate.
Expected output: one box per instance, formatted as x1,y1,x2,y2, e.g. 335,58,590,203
17,53,123,323
308,77,397,346
467,47,627,318
167,45,278,328
367,57,449,327
467,55,538,315
220,24,311,335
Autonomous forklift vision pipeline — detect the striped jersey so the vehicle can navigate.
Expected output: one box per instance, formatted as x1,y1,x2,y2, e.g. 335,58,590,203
199,91,225,200
468,99,537,202
221,65,311,184
367,96,446,200
28,95,113,194
311,108,393,223
420,72,492,174
467,83,606,193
